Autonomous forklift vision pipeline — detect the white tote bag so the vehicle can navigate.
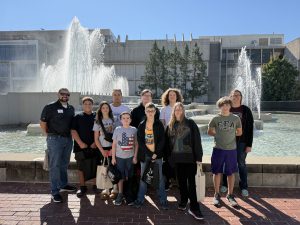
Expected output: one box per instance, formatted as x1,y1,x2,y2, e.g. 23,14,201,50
195,163,206,202
96,157,113,190
43,149,49,171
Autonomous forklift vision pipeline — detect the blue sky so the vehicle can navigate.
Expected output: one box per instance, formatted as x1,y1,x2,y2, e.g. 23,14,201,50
1,0,300,43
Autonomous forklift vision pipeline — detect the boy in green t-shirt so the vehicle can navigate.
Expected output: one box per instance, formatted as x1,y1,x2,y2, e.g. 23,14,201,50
208,97,242,207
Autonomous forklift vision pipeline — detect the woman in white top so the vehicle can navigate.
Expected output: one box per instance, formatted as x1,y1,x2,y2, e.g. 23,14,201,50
159,88,183,191
93,101,117,200
160,88,183,127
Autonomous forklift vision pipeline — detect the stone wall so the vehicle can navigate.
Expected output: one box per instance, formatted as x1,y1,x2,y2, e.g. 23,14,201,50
0,160,299,187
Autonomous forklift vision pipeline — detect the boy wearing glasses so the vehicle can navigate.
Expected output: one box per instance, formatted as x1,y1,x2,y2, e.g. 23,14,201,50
134,102,168,210
40,88,76,203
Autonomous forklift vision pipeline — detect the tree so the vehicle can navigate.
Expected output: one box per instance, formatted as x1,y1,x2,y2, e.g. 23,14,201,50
262,57,299,101
168,46,182,88
139,41,161,97
158,46,171,94
188,43,208,101
179,44,191,99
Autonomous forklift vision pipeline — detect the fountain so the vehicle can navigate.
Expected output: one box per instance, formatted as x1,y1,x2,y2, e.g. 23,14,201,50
41,17,129,95
233,47,262,119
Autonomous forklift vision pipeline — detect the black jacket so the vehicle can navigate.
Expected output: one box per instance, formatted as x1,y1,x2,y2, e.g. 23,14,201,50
233,105,254,147
131,103,160,128
166,118,203,164
137,119,165,162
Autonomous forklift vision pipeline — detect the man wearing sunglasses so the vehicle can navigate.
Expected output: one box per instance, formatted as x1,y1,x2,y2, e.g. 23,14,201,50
40,88,77,203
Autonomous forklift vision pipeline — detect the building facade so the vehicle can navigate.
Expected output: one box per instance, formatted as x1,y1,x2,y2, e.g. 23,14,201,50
0,30,298,102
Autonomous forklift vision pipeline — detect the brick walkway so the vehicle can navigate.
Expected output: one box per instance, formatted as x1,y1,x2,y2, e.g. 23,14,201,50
0,183,299,225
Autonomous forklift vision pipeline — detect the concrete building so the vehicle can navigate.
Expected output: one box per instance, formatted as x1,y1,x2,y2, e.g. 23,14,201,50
0,29,298,102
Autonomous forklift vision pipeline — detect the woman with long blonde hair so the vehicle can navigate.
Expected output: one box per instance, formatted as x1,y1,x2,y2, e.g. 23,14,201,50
166,102,204,220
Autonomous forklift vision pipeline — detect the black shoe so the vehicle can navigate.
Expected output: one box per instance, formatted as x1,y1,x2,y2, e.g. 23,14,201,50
178,202,187,210
188,209,204,220
76,186,87,198
51,194,63,203
60,184,77,192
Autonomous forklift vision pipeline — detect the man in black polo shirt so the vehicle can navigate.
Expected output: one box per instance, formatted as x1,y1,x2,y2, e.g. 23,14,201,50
40,88,77,203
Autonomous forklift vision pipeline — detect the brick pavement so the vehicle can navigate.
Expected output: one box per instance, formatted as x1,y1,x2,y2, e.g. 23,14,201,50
0,183,299,225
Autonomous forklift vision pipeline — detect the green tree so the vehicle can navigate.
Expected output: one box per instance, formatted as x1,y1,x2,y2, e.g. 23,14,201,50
139,41,161,97
168,46,182,88
158,46,171,94
188,43,208,101
179,44,191,99
262,57,299,101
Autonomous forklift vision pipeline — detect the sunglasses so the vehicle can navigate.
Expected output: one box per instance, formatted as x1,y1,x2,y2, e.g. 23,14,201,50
59,92,70,96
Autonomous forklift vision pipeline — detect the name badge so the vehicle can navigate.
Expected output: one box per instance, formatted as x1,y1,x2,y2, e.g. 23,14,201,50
57,109,63,113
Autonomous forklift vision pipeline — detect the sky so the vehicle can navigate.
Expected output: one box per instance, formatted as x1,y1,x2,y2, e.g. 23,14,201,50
1,0,300,43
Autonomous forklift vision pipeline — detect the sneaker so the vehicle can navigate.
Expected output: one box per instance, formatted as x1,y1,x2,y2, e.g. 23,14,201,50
51,194,63,203
227,194,238,207
188,209,204,220
76,186,87,198
213,193,221,206
127,201,134,206
113,193,124,206
161,201,169,210
177,202,187,210
133,200,143,208
60,184,77,192
241,189,249,197
220,185,228,193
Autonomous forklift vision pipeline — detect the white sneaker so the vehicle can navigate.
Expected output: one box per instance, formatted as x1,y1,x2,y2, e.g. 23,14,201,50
220,186,228,193
241,189,249,197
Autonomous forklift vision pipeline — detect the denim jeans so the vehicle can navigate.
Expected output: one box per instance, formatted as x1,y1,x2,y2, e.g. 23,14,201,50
223,142,248,190
47,135,73,195
137,157,167,204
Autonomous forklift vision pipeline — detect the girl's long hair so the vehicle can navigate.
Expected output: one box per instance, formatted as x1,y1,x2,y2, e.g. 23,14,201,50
168,102,185,133
95,101,114,124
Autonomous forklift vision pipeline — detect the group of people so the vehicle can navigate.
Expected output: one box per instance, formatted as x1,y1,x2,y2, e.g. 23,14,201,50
40,87,253,221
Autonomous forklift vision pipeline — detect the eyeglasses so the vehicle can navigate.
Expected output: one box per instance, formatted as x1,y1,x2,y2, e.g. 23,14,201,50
59,92,70,96
146,110,155,113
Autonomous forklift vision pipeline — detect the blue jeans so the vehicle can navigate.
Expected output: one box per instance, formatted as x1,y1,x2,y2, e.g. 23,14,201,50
47,135,73,195
137,157,167,204
222,142,248,190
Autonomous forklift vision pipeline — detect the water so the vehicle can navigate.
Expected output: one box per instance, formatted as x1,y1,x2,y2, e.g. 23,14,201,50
233,47,262,119
41,17,129,95
1,114,299,156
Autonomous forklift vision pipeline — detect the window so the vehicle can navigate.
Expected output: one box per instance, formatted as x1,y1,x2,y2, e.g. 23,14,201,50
227,49,239,63
222,49,227,62
0,63,10,78
11,63,37,78
0,44,36,61
259,38,268,46
270,38,282,45
250,49,261,64
262,49,273,63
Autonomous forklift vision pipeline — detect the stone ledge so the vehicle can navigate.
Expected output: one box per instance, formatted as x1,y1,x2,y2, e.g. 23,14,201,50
0,159,299,187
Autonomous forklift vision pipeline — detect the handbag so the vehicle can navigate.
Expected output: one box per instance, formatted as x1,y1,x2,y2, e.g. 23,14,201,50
107,164,122,184
142,160,159,188
195,163,206,202
96,157,113,189
43,149,49,171
99,120,113,143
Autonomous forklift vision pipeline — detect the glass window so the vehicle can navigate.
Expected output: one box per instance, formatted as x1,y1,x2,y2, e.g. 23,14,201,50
250,49,261,64
11,63,37,78
0,63,10,78
274,48,284,58
0,44,36,61
262,49,273,63
222,49,227,62
227,49,239,63
0,79,9,93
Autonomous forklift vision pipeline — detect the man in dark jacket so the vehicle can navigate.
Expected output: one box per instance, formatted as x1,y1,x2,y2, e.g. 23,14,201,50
133,102,168,210
222,89,254,197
